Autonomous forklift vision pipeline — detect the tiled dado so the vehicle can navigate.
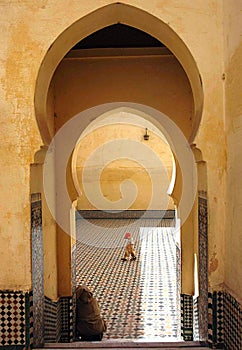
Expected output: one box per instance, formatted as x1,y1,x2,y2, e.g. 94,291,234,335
44,296,73,343
208,290,242,349
224,292,242,350
181,294,193,341
44,297,61,343
0,290,33,348
1,291,241,348
193,296,199,341
60,296,73,342
0,291,73,348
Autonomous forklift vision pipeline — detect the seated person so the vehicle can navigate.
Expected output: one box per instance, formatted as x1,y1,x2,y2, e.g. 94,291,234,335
76,284,107,341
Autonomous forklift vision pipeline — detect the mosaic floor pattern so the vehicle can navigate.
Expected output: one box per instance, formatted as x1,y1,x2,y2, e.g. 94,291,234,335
76,218,180,341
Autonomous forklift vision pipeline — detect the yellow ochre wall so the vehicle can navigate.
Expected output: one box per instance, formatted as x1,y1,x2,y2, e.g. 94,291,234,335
53,54,193,138
0,0,235,300
223,0,242,302
74,124,174,211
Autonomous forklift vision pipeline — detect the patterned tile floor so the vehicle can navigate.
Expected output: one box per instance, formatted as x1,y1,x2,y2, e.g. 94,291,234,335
76,218,181,341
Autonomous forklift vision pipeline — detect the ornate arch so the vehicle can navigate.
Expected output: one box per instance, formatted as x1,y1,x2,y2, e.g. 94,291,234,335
34,2,203,145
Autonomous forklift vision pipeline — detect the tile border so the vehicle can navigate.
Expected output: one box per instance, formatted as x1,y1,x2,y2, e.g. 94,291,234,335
198,194,208,341
181,294,193,341
31,192,44,347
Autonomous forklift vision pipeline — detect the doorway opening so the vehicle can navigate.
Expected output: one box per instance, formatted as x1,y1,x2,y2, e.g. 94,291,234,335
75,214,180,341
72,109,180,340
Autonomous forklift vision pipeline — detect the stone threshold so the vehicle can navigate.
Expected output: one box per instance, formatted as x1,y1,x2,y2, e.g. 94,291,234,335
43,340,209,349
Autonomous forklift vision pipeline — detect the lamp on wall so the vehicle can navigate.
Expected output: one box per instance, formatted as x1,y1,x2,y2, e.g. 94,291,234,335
143,128,150,141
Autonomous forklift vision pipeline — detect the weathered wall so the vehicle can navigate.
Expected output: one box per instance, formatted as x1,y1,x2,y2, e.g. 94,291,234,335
223,0,242,301
74,123,174,211
0,3,43,290
192,2,225,290
181,209,195,295
53,54,193,138
0,0,226,295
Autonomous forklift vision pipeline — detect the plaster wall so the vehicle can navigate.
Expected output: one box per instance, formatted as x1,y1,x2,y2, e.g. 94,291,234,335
223,0,242,301
53,55,193,138
0,4,42,289
74,124,174,211
57,156,76,296
191,3,225,290
172,159,195,294
57,226,72,296
181,210,195,295
0,0,226,293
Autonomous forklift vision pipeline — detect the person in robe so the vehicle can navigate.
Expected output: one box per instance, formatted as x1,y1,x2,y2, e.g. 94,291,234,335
76,285,107,341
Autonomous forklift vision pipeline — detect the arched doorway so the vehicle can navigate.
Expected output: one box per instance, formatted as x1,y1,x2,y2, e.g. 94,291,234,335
72,108,179,340
32,3,205,346
39,102,199,343
34,3,203,145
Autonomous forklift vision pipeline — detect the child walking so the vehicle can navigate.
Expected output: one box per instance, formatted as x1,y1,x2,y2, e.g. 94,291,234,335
121,232,136,261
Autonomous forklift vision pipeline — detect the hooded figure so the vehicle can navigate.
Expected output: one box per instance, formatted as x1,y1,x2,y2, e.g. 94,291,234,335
76,285,107,341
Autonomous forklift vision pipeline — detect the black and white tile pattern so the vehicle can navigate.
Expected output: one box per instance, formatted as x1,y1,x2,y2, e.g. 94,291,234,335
208,290,242,349
181,294,193,341
0,291,26,346
44,297,61,343
75,217,180,340
31,192,44,347
223,292,241,350
198,194,208,342
193,296,199,341
60,296,72,342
